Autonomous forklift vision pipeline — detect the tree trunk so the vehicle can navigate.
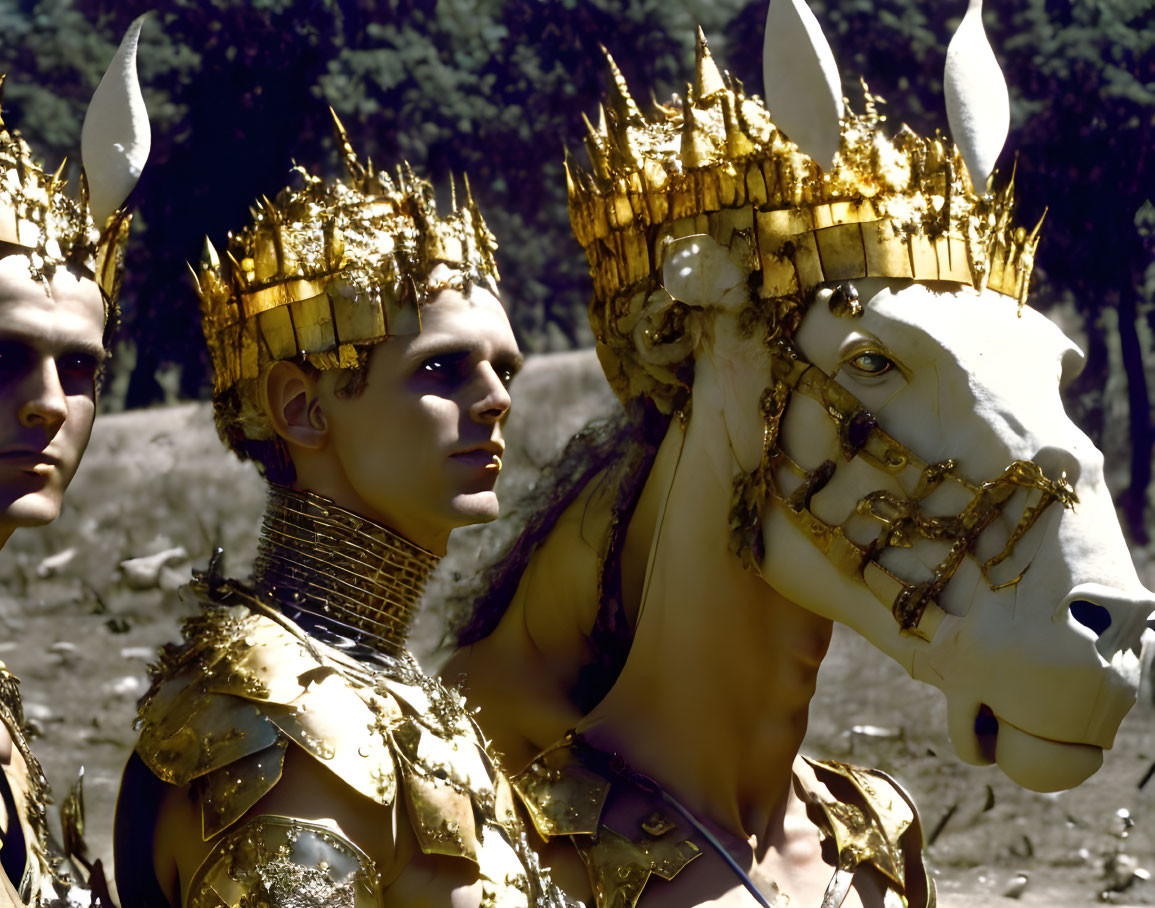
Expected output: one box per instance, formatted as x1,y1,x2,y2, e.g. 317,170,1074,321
1117,290,1152,544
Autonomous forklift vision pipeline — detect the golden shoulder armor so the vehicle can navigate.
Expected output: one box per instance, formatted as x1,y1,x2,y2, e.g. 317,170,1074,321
135,603,567,907
186,815,381,908
136,605,515,844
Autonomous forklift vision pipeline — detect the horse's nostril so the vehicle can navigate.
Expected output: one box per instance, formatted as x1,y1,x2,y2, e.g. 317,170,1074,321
1070,599,1112,636
974,705,999,764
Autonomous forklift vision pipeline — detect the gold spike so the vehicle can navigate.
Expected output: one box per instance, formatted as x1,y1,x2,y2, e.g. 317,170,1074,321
77,170,90,218
721,94,756,158
606,111,640,172
271,221,287,274
203,237,220,270
1027,207,1047,246
225,250,246,286
53,157,68,181
679,87,713,169
564,148,592,193
564,154,576,196
693,27,725,101
582,112,611,181
187,261,202,294
596,104,609,138
449,172,458,212
463,172,477,213
329,106,366,186
600,47,643,126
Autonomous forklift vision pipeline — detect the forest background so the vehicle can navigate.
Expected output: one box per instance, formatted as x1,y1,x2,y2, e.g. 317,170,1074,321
0,0,1152,540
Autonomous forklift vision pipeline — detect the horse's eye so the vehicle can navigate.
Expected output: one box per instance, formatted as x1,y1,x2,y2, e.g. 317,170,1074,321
847,351,894,376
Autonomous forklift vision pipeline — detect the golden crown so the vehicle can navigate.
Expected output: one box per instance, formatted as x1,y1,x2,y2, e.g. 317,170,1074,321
194,114,499,401
0,77,132,313
568,34,1042,406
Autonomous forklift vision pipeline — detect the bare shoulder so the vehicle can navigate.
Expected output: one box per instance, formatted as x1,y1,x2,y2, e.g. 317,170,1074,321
446,468,617,766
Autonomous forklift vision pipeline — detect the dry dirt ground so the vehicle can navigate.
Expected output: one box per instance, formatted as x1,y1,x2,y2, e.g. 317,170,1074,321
1,350,1153,907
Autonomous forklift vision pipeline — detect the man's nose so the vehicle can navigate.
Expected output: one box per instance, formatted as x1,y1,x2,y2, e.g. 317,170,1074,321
471,363,512,423
17,358,67,428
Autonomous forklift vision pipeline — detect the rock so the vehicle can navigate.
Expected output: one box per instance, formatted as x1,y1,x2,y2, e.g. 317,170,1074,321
49,641,79,661
36,548,76,578
1002,871,1029,899
119,646,155,662
119,547,189,590
102,675,145,698
1102,852,1149,895
23,702,56,723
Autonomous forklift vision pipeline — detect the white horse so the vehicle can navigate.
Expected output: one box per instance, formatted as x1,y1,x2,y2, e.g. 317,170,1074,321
447,3,1154,905
448,242,1152,906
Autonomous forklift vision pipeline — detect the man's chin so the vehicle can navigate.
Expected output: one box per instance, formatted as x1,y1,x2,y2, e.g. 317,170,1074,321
1,492,64,530
448,491,501,527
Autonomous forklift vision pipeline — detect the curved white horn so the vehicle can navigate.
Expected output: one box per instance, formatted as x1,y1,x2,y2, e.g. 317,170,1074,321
82,14,152,225
944,0,1010,192
762,0,844,171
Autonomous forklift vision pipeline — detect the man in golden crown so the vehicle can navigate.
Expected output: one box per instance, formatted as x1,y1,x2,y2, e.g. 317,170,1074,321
0,20,150,908
113,119,572,908
446,1,1153,906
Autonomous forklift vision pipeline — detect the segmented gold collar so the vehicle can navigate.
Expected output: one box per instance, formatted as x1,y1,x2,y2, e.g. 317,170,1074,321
253,484,439,654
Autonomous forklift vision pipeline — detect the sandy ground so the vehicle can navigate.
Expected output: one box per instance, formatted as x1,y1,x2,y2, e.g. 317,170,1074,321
0,350,1152,907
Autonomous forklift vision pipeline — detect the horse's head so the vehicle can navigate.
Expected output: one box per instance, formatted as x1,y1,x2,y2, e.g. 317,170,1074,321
566,12,1153,791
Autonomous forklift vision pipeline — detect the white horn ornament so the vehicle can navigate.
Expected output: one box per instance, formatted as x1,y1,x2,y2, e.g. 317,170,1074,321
82,14,152,225
944,0,1010,192
762,0,844,171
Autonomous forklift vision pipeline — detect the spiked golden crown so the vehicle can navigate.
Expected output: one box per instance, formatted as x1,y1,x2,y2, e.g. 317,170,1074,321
568,32,1042,408
195,114,499,407
0,19,150,321
0,79,132,311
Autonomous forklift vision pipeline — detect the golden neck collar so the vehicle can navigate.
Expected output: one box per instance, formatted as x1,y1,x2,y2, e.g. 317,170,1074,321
253,484,439,654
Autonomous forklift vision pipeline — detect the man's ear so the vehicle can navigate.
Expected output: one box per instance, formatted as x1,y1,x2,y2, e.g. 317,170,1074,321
265,361,326,450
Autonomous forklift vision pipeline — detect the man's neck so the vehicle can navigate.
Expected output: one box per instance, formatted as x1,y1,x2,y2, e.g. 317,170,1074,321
579,405,832,843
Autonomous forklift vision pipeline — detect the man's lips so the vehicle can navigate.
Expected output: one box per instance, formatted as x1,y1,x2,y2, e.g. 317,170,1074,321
450,443,504,471
0,449,61,470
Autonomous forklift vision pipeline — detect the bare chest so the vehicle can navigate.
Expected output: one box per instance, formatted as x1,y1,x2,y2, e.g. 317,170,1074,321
537,830,889,908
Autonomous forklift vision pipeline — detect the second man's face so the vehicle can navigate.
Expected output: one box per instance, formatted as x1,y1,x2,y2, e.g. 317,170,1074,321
315,276,522,552
0,255,105,538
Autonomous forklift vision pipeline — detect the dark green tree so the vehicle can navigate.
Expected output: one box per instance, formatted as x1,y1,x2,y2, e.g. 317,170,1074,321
2,0,1152,537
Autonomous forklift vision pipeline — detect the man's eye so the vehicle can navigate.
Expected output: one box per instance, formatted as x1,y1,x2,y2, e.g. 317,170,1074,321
59,353,100,379
0,340,35,381
846,351,894,376
417,351,469,382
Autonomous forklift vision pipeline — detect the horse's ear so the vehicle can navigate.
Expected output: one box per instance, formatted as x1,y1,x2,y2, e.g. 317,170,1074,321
82,13,152,225
944,0,1009,192
762,0,844,171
